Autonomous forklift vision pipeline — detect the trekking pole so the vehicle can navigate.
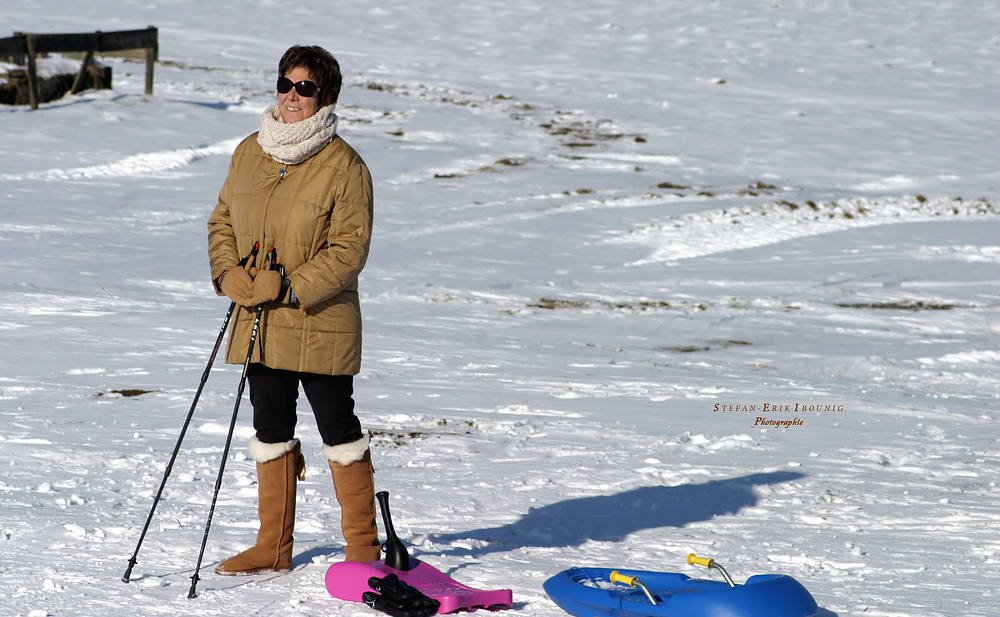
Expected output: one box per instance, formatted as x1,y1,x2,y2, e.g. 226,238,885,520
123,242,259,584
188,248,274,599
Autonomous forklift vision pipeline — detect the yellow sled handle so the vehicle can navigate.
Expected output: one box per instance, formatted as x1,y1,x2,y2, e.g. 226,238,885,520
609,571,638,587
687,554,736,588
609,571,658,605
687,554,713,568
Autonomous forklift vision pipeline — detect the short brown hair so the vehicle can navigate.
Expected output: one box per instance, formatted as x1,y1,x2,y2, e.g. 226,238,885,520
278,45,342,107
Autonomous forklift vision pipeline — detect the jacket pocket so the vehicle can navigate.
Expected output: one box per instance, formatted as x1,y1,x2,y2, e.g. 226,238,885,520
305,291,361,333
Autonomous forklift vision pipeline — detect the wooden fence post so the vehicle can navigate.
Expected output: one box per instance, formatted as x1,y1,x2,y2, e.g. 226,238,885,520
25,33,39,110
144,26,157,96
71,50,94,94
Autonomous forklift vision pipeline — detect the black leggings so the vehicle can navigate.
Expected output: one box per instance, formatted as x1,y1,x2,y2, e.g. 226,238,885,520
246,363,363,447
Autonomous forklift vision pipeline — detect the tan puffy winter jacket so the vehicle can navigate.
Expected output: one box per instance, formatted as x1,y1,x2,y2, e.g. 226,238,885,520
207,133,373,375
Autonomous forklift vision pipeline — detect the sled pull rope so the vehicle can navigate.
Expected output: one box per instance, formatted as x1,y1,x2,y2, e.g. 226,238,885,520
569,567,600,588
687,554,736,588
609,571,658,605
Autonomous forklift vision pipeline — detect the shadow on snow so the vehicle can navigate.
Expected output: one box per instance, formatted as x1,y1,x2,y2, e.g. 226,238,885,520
425,471,806,558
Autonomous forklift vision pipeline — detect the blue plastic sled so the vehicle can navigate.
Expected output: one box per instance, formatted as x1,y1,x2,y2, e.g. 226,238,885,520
544,559,819,617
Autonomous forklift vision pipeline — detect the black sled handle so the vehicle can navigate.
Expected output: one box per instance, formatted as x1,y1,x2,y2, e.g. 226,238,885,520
376,491,411,571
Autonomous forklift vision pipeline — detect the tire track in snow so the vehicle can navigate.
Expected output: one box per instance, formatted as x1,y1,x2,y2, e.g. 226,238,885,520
0,138,243,182
608,196,1000,265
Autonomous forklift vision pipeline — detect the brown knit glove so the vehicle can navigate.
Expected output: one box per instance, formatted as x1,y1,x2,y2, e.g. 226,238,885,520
249,269,290,305
219,267,254,306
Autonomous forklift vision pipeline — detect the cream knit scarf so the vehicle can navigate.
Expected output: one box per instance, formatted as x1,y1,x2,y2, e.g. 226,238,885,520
257,103,339,165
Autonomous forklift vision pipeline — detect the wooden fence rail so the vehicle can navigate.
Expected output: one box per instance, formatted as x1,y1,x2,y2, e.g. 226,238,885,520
0,26,157,109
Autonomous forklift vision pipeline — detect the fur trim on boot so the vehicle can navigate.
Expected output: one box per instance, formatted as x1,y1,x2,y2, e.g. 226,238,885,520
250,436,300,464
323,433,370,466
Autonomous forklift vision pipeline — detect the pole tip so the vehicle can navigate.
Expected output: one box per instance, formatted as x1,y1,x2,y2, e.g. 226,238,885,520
187,573,200,598
122,559,137,583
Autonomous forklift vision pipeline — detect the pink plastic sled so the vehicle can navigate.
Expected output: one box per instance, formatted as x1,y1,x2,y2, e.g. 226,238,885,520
326,558,513,613
326,492,513,613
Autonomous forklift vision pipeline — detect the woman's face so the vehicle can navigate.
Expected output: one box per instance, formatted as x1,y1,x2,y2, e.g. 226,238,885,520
278,66,322,123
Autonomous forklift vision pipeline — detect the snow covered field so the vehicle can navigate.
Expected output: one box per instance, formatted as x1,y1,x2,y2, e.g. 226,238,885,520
2,2,998,616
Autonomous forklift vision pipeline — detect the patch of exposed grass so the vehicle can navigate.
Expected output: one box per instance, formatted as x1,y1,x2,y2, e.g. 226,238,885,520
836,301,962,311
478,157,532,172
370,419,475,447
528,298,671,311
656,181,786,198
657,340,752,354
370,430,431,447
538,112,644,147
529,298,591,310
97,389,155,398
659,345,710,353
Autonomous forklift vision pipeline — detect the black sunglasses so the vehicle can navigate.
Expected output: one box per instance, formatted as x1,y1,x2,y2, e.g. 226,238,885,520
277,76,321,98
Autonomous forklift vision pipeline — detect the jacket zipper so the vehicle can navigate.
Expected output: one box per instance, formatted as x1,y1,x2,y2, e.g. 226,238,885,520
249,166,287,363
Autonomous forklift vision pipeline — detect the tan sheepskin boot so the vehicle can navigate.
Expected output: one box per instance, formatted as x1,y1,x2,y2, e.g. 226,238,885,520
216,437,305,575
325,434,381,562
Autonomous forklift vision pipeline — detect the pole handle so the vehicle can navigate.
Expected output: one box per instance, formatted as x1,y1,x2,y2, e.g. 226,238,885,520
238,241,260,267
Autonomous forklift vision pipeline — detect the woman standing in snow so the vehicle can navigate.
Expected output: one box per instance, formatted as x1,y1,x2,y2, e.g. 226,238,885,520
207,45,378,574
